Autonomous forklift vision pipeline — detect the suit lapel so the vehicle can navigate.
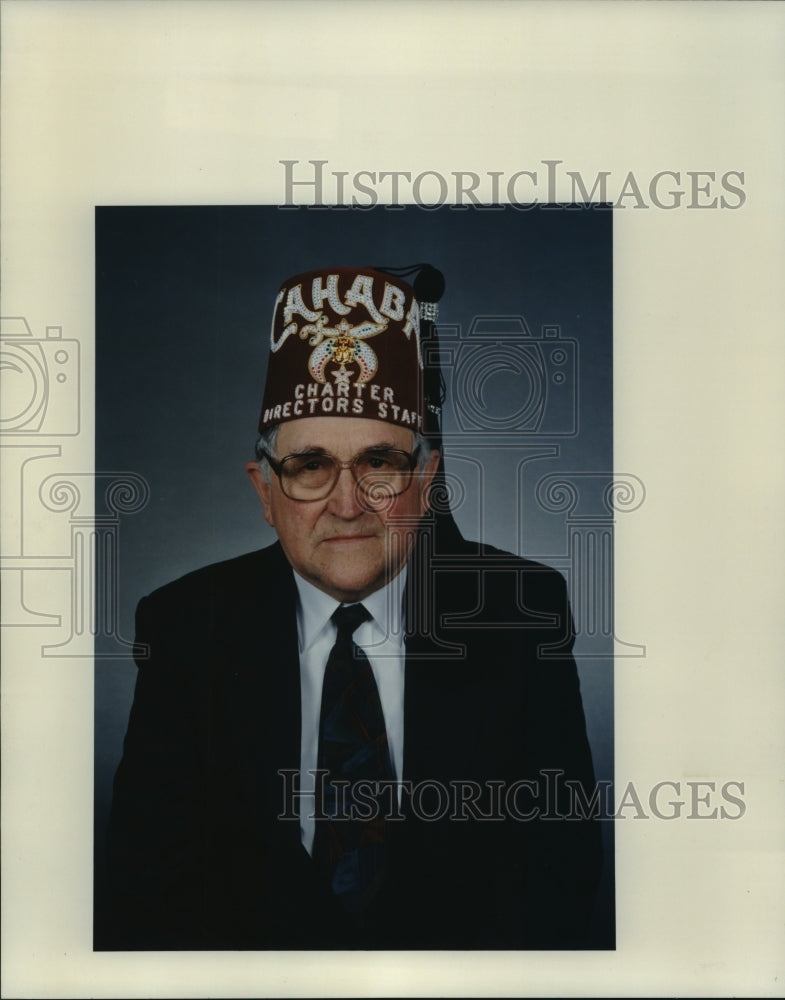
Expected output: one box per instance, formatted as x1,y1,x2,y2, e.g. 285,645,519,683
401,537,482,790
219,544,303,844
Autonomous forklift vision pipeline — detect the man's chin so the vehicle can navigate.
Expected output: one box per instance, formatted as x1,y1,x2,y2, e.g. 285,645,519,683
310,557,393,603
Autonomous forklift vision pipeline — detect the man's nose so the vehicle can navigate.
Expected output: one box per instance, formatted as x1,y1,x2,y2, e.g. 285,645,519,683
325,466,365,518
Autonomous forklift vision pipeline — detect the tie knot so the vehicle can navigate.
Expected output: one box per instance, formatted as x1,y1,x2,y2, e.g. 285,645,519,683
332,602,371,639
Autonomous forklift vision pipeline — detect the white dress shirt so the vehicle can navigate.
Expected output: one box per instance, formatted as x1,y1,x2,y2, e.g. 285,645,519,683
293,568,407,855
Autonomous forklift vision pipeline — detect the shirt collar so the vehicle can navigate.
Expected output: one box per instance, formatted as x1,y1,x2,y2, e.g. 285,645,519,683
293,566,407,653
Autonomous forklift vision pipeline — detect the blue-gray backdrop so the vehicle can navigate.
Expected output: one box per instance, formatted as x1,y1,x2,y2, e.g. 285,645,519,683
95,204,614,947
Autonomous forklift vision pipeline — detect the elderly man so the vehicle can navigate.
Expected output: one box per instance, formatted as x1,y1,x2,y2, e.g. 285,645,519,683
106,265,601,950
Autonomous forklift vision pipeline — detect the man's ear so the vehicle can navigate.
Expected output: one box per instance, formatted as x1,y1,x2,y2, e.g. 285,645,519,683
245,461,275,528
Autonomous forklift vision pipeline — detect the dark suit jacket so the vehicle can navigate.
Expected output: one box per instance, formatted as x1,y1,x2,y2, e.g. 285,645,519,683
104,530,602,950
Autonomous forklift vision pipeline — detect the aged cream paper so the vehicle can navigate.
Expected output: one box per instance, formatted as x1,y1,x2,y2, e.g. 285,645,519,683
2,1,784,996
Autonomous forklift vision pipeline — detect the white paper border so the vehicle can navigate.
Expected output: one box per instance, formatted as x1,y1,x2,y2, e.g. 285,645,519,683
2,1,784,996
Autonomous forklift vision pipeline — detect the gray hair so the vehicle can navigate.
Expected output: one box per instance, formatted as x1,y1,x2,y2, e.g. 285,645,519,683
254,425,434,483
254,425,280,483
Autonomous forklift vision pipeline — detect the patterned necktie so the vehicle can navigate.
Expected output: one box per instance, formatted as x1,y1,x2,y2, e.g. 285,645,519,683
313,603,394,912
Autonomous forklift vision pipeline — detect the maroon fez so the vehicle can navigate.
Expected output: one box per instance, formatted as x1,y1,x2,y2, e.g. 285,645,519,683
258,266,429,434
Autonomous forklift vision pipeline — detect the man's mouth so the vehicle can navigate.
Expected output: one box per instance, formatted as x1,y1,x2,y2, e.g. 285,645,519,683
322,533,377,543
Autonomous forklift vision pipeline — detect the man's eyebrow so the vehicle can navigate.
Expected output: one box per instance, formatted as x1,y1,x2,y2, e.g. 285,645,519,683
284,442,402,456
285,446,329,456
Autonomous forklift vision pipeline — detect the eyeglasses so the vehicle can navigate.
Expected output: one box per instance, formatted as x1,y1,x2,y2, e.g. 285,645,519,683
261,446,421,503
